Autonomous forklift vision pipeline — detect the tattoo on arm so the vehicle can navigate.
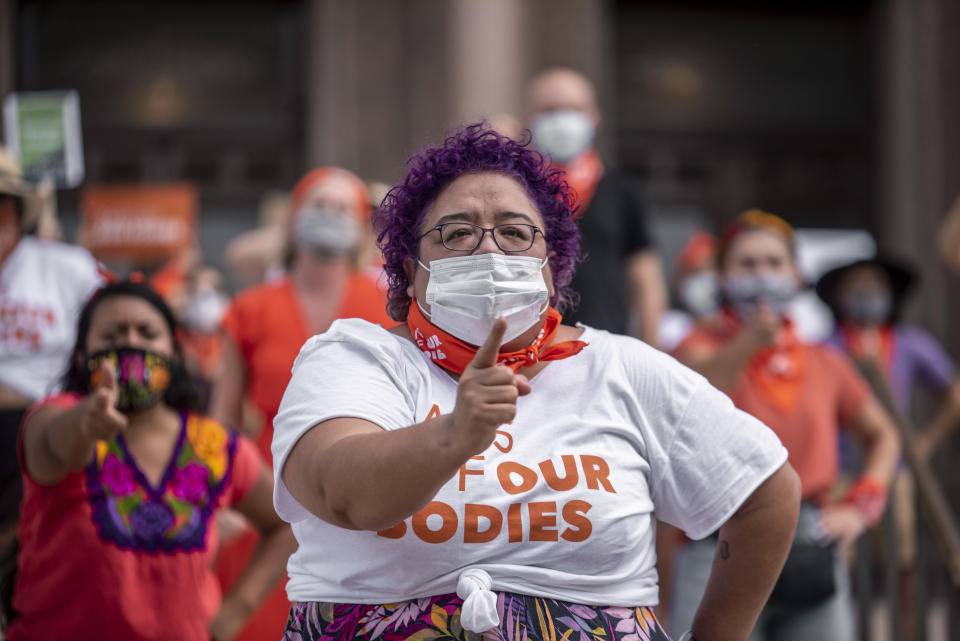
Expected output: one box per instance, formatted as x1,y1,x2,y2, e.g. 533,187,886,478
718,539,731,560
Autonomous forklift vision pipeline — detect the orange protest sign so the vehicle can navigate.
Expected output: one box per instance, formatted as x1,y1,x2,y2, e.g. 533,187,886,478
80,183,197,264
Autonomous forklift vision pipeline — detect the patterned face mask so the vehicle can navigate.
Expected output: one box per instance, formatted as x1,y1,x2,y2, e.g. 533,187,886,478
86,346,172,413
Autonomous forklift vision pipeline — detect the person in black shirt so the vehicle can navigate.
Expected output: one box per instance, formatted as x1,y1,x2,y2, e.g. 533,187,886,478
525,68,667,344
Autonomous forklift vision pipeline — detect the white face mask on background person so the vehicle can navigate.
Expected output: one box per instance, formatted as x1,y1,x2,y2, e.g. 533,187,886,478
723,273,799,318
679,272,720,318
294,207,360,257
418,253,550,346
530,110,595,164
183,290,229,334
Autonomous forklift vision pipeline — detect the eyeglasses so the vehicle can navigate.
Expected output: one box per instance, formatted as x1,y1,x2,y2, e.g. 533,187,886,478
419,222,543,253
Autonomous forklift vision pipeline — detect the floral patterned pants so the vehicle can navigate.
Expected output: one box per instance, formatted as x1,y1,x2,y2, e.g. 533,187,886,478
283,592,672,641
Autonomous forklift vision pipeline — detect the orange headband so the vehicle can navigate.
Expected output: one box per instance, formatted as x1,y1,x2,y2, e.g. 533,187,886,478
288,167,371,223
719,209,795,265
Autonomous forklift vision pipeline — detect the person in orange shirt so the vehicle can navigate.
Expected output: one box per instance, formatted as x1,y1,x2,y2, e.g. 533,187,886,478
668,210,900,641
209,167,391,641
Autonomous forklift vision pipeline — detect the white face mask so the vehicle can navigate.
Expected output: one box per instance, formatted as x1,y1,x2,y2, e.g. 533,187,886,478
183,290,228,334
679,272,719,318
531,110,595,163
418,253,550,347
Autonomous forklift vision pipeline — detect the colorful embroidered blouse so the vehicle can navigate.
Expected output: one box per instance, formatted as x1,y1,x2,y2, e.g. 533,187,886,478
10,393,263,641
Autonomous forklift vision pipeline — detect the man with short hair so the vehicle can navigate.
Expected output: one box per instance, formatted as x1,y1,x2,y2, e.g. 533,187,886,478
525,67,667,346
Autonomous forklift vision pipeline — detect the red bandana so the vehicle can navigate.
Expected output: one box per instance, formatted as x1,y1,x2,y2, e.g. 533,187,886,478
839,324,895,373
557,150,604,217
406,303,588,375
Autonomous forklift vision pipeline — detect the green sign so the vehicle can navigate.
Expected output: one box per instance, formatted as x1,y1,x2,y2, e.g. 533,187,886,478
3,90,84,188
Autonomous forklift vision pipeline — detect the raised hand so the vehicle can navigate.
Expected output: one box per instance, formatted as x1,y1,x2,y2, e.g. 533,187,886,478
81,362,129,441
449,318,531,456
745,302,782,349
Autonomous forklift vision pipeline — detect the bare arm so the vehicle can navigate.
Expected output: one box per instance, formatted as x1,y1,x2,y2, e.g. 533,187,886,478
209,334,247,435
626,249,668,347
23,366,128,486
917,376,960,460
677,306,779,393
210,464,297,641
845,396,900,487
282,318,531,531
820,397,901,545
690,462,801,641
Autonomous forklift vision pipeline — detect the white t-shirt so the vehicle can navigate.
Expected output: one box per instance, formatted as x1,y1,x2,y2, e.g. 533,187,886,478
0,236,105,400
273,319,787,606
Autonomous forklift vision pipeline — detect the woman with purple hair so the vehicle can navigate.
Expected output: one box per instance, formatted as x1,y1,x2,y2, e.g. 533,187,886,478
272,124,801,641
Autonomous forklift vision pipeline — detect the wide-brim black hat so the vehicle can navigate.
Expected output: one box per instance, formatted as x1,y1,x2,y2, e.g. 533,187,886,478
815,254,917,320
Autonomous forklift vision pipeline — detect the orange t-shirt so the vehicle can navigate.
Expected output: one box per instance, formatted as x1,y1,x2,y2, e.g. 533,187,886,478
676,326,871,502
221,272,392,461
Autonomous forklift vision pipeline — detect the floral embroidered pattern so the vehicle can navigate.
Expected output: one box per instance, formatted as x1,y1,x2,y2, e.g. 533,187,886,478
284,592,671,641
86,414,237,552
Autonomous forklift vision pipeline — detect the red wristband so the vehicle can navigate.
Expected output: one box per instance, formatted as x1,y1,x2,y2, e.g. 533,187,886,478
842,476,888,527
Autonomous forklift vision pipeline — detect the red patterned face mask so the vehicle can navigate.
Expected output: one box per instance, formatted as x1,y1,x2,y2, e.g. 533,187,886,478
406,303,587,375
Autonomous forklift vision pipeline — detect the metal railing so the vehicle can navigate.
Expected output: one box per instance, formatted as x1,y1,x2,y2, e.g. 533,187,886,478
852,360,960,641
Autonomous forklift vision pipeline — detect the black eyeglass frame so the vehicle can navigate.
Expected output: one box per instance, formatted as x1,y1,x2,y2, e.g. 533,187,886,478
417,222,544,253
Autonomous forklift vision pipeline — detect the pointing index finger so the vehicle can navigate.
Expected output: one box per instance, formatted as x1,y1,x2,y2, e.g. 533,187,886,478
100,362,118,392
469,317,507,369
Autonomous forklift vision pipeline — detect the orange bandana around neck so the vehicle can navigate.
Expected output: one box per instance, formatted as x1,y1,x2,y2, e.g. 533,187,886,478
558,150,604,217
719,309,806,414
406,303,588,375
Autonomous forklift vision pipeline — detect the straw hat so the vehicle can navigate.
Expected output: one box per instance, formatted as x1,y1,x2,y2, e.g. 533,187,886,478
0,145,44,231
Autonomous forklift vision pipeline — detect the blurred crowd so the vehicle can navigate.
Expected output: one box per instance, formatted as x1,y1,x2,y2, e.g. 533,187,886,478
0,67,958,641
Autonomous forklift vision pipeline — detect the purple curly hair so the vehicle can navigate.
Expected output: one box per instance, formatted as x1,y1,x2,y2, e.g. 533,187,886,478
374,123,582,322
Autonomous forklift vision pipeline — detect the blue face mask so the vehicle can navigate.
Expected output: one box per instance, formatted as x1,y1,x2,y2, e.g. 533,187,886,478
723,273,798,318
840,290,892,325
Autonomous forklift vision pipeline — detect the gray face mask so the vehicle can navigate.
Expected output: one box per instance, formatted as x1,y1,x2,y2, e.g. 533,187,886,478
724,273,798,317
840,291,892,325
294,208,360,258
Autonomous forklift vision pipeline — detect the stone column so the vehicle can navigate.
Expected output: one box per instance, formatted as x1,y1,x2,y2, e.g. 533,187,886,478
304,0,361,172
875,0,953,342
449,0,526,126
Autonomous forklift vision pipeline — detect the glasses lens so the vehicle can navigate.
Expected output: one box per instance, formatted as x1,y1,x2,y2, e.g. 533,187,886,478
440,223,482,250
493,224,535,251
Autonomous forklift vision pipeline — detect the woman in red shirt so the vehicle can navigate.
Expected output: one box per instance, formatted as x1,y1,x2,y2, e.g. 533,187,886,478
209,167,391,641
5,280,293,641
668,211,900,640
